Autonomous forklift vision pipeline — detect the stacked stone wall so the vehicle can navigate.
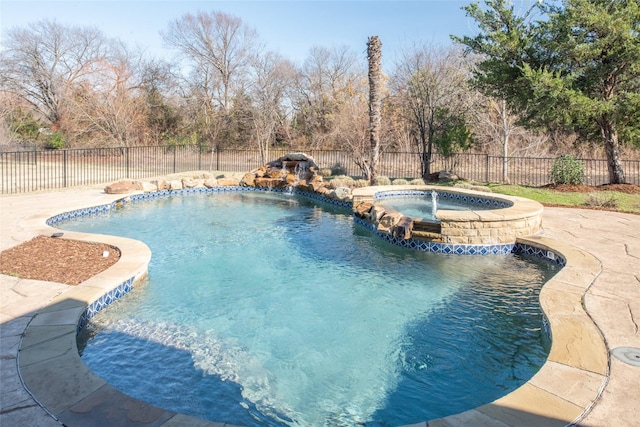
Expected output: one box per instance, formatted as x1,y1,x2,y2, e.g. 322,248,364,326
439,214,542,244
351,186,544,245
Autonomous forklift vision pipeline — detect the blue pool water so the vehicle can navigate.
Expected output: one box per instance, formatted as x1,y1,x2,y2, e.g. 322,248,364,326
379,196,493,219
68,192,557,426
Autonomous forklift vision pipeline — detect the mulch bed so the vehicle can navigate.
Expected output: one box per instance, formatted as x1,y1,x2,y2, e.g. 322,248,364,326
0,235,121,285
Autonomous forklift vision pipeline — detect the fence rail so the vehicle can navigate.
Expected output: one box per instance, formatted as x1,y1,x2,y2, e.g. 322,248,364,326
1,145,638,194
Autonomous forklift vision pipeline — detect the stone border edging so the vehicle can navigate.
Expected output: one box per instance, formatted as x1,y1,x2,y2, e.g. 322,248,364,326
421,235,608,427
16,189,608,427
352,185,544,246
16,196,226,426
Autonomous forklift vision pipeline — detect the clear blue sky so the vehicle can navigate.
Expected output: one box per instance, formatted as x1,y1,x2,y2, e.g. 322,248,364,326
1,1,478,65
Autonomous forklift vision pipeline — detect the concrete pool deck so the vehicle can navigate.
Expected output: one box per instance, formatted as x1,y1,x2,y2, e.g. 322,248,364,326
1,186,638,426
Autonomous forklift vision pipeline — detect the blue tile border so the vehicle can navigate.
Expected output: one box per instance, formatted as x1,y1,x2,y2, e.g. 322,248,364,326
48,186,561,262
46,186,563,334
513,242,566,267
47,203,115,225
77,276,135,333
353,216,515,255
353,216,566,264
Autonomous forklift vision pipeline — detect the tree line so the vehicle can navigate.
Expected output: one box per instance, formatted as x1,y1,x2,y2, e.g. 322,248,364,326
1,0,638,183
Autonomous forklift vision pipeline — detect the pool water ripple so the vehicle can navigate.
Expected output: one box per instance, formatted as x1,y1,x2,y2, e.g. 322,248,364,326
68,192,558,427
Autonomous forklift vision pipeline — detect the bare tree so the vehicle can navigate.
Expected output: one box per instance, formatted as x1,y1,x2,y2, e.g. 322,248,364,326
289,45,362,148
138,59,183,145
162,11,258,113
367,35,382,182
471,95,552,181
332,75,370,175
391,44,474,179
67,43,146,147
248,51,295,163
0,20,109,130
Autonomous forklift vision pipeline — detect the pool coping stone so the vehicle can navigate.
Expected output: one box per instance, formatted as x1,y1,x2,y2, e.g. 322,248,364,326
2,185,638,426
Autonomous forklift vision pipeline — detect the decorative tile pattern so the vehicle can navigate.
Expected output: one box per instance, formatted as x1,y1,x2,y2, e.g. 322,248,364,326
48,186,561,335
513,242,567,266
47,203,115,226
353,216,515,255
77,276,135,332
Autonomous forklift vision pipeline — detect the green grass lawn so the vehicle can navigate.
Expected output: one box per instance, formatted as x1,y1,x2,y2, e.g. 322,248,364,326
485,183,640,214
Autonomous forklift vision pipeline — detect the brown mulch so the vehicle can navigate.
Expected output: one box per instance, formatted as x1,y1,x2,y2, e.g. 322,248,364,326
0,235,120,285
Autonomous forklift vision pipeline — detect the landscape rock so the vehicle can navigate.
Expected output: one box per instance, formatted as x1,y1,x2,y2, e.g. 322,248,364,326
241,173,256,187
182,178,203,188
104,180,142,194
141,182,158,193
152,179,170,191
217,177,240,186
354,202,374,218
377,212,403,233
438,170,459,182
330,187,351,200
370,204,386,222
203,178,218,188
393,216,414,239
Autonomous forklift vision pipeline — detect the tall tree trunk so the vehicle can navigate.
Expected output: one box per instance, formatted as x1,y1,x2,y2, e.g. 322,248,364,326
367,36,382,183
501,99,510,184
600,119,626,184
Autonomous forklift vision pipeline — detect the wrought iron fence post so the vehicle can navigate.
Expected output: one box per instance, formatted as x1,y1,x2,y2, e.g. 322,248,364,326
485,154,490,183
125,147,130,178
173,146,177,173
63,150,68,188
216,146,220,171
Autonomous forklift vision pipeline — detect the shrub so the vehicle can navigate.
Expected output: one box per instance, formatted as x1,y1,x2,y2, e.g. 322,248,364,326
330,163,347,176
551,155,585,185
372,176,391,186
319,168,333,178
409,178,425,185
392,178,409,185
354,179,370,188
584,192,618,209
45,132,65,150
328,175,355,189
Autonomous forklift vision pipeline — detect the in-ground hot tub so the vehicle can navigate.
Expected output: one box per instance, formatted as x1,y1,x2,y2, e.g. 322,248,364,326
352,185,544,248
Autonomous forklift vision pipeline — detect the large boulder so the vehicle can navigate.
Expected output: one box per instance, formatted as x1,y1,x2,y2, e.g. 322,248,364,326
204,178,219,188
354,202,374,219
141,181,158,193
393,216,414,239
377,212,403,233
152,179,170,191
240,173,256,187
182,178,203,188
217,177,241,186
104,180,142,194
169,180,183,190
330,187,351,201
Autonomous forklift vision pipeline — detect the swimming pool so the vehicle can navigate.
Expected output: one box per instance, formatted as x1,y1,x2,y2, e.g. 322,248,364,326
64,191,558,426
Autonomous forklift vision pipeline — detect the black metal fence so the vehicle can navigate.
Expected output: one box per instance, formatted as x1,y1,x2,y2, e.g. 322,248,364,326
1,145,639,194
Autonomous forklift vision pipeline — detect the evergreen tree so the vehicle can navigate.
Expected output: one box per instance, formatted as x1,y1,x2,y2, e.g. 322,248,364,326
454,0,640,184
